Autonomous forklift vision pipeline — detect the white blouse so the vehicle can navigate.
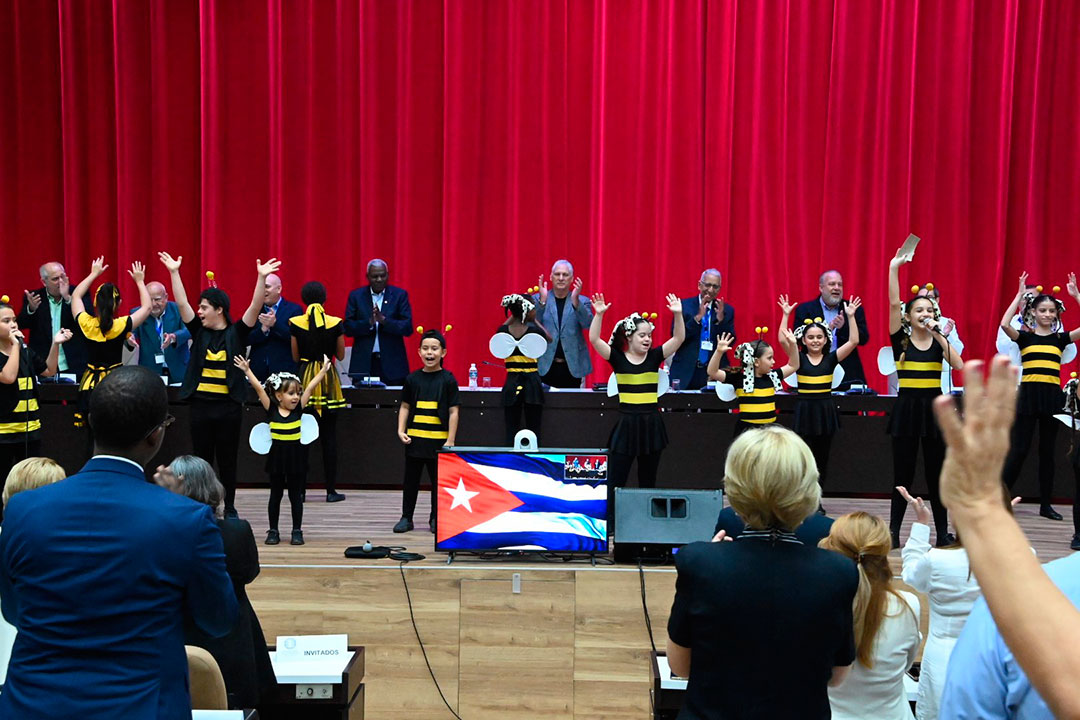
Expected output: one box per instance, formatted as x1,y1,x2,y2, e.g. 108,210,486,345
829,590,921,720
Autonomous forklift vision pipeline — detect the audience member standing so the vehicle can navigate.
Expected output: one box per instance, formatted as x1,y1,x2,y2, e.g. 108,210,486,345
129,281,191,382
532,260,594,388
669,268,737,389
0,366,236,718
794,270,870,390
247,273,301,381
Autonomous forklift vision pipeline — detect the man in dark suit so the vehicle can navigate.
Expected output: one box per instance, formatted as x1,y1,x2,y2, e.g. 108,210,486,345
533,259,594,388
0,366,237,719
128,280,191,383
669,269,737,390
345,259,414,385
794,270,870,390
16,261,87,378
247,272,302,381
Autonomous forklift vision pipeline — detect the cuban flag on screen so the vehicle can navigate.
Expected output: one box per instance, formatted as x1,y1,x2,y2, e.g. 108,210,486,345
436,452,608,553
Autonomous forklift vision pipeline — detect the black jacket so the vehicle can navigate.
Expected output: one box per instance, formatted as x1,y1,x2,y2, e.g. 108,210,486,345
16,288,87,376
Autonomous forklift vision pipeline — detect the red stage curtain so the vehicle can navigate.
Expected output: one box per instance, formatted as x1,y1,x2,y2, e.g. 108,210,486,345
2,0,1079,389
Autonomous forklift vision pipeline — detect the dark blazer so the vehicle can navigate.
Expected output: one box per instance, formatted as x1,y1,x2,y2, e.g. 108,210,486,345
16,288,87,376
0,456,237,720
794,297,869,389
184,518,276,709
713,506,835,547
130,301,191,382
669,297,737,386
531,293,594,378
345,285,414,383
247,297,303,381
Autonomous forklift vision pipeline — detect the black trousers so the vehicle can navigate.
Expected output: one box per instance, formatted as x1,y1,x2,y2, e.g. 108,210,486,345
1003,413,1059,507
890,435,948,541
306,409,339,492
190,399,243,512
541,360,581,389
402,456,438,521
504,403,543,446
802,434,834,491
685,362,709,391
0,439,41,523
607,451,662,531
1072,462,1080,533
269,472,305,531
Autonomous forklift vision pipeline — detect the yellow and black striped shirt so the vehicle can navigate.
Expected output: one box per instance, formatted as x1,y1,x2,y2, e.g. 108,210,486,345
402,368,461,458
610,348,663,414
795,351,838,395
1017,332,1070,385
891,330,944,397
730,370,777,425
269,407,304,443
196,349,229,396
0,349,45,439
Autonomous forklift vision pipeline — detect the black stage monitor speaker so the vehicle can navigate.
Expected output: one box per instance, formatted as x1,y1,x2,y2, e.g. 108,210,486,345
613,488,722,563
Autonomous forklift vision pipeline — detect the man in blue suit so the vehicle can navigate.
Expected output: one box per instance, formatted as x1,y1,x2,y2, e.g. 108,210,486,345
669,269,737,390
345,259,413,385
0,366,237,719
128,281,191,383
533,259,594,388
247,272,302,381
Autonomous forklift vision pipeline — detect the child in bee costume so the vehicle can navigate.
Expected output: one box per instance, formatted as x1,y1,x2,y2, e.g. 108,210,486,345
490,293,549,446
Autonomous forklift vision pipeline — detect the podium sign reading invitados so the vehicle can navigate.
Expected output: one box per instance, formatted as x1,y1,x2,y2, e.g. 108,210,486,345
275,634,349,662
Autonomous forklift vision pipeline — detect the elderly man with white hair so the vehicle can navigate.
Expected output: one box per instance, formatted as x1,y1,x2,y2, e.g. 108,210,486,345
127,280,192,382
17,261,87,378
247,272,302,381
669,268,737,390
533,259,594,388
795,270,870,391
345,259,414,386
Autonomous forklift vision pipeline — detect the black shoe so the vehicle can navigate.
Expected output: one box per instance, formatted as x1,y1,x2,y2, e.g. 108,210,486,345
393,517,414,533
265,529,280,545
301,489,307,503
290,530,305,546
326,491,346,503
429,516,436,534
1071,533,1080,551
225,506,239,520
936,532,957,548
890,530,901,550
1040,506,1064,521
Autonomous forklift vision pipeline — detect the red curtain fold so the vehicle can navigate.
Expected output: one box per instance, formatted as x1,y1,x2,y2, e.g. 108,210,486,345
2,0,1079,388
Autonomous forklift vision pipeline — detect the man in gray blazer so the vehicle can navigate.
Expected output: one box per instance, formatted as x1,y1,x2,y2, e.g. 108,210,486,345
533,260,594,388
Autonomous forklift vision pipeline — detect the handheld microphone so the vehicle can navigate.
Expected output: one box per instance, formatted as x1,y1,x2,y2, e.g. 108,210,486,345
920,317,941,333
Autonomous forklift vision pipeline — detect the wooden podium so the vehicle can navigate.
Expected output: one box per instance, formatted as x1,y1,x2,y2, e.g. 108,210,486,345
261,645,365,719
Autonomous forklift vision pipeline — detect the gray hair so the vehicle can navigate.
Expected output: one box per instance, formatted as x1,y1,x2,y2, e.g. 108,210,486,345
366,258,388,274
700,268,722,283
819,270,843,285
169,455,224,517
39,262,64,280
551,259,574,275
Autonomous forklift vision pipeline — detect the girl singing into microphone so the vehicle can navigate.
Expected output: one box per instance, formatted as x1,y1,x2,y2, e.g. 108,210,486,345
886,246,963,548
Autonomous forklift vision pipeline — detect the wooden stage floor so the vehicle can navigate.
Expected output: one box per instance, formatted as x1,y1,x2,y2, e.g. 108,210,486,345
239,489,1075,719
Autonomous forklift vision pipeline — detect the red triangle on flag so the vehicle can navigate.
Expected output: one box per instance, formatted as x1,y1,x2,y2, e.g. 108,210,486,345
437,453,524,543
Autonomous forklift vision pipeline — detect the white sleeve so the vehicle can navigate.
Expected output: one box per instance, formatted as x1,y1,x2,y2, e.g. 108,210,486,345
901,522,933,592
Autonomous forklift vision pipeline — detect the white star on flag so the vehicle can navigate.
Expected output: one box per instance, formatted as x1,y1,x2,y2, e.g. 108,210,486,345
444,478,481,512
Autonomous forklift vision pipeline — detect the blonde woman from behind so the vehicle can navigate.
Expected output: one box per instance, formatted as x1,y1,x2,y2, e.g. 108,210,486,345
822,511,922,720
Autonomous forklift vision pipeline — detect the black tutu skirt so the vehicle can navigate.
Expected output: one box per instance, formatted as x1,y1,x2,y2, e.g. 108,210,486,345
1016,382,1063,417
502,373,545,407
887,395,941,438
794,397,840,436
608,410,668,455
265,441,308,475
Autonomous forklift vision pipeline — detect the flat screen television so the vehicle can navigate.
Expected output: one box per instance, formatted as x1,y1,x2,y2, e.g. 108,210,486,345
435,449,608,554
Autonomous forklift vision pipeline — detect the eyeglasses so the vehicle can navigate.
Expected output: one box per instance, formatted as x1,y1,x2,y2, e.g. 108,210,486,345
700,282,720,290
143,414,176,440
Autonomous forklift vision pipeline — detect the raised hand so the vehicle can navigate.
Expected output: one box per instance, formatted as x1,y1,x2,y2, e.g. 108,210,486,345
158,252,183,272
665,293,681,314
933,357,1018,518
24,290,41,313
53,328,73,345
59,272,71,300
537,275,549,304
129,261,146,284
1017,271,1029,297
570,277,584,303
777,294,795,315
256,257,281,276
714,297,726,323
891,245,913,268
942,319,956,336
232,355,251,372
162,332,176,349
845,296,862,316
715,332,734,356
1067,272,1079,301
152,465,183,493
896,486,932,526
778,328,797,348
90,256,109,277
591,293,610,315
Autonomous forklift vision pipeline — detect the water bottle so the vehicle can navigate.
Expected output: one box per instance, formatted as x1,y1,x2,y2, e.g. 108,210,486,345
468,363,478,388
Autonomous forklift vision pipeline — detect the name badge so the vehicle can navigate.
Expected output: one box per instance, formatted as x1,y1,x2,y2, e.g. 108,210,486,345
155,354,166,365
700,340,714,352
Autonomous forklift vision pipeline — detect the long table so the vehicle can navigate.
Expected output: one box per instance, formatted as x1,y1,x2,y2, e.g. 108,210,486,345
34,385,1074,500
